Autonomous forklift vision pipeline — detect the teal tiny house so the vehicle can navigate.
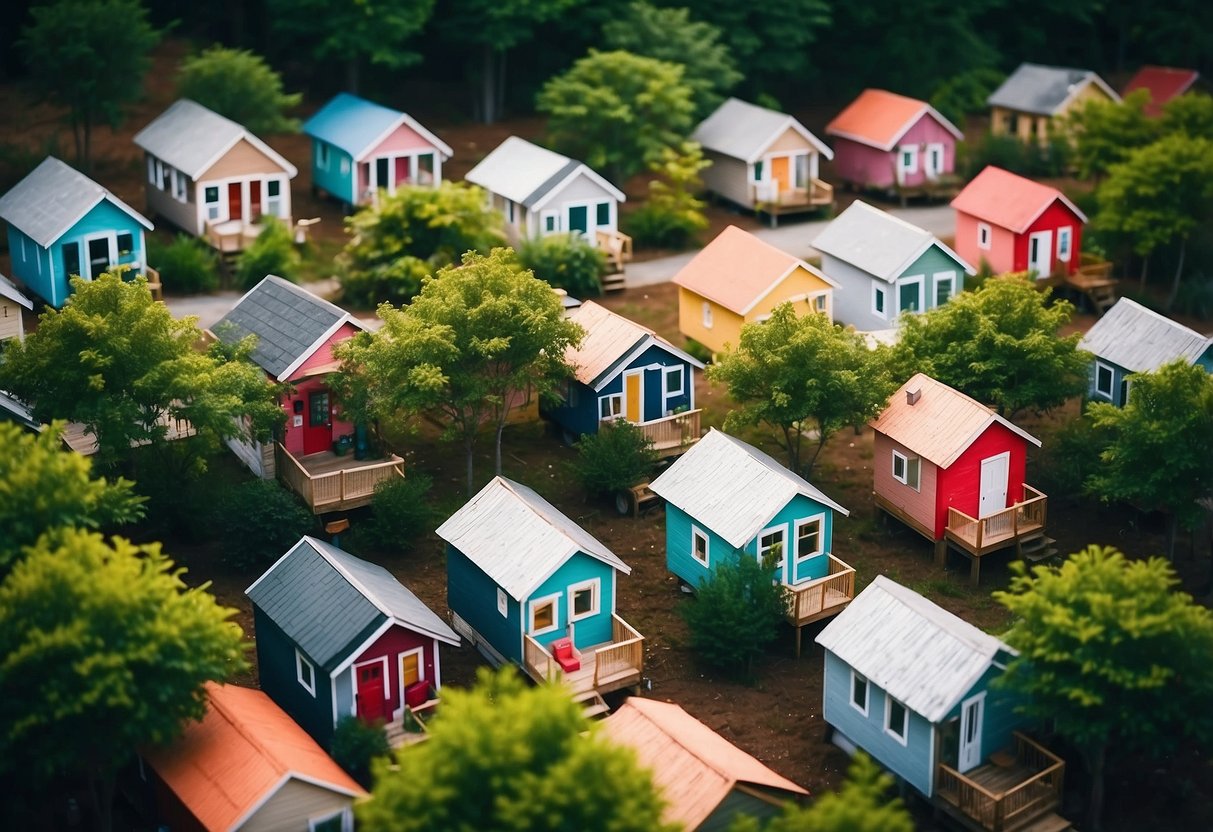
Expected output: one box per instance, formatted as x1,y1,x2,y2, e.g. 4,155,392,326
438,476,645,700
649,428,855,655
0,157,154,308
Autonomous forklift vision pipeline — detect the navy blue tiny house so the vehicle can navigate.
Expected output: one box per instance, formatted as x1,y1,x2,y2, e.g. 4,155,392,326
546,301,705,455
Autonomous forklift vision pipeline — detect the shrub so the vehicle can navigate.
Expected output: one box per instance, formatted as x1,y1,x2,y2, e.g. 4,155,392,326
212,479,314,569
572,421,658,496
683,338,712,364
624,142,709,250
330,715,390,789
235,215,300,288
357,474,435,552
341,255,432,308
517,234,605,298
148,234,220,294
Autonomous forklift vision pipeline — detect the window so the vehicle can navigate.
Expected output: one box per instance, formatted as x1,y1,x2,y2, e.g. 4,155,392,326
340,157,351,175
152,159,164,190
926,143,945,177
568,579,599,622
1007,113,1020,135
1095,362,1114,399
752,161,764,182
309,809,351,832
759,527,785,576
1057,226,1072,262
598,393,623,421
146,157,156,186
596,201,610,227
417,153,435,184
1119,377,1131,406
204,186,221,221
497,587,508,617
897,277,923,314
691,526,709,566
977,222,991,250
160,163,173,192
529,595,559,636
542,211,559,233
872,285,886,318
265,179,284,217
885,695,908,745
664,366,684,397
506,200,516,223
850,671,869,715
296,649,316,696
116,232,134,256
892,450,920,490
934,272,955,307
172,170,187,202
812,293,828,314
795,516,823,561
794,154,809,188
702,301,713,328
317,142,330,171
898,146,918,175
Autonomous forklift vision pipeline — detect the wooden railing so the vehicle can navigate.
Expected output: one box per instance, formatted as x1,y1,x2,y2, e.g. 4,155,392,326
275,443,404,513
523,634,556,683
937,733,1064,832
596,229,633,272
593,615,644,687
809,178,834,205
784,555,855,625
946,485,1047,553
636,409,701,455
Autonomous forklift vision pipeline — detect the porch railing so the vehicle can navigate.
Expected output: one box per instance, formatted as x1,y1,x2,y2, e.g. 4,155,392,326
275,443,405,513
946,485,1047,553
636,409,701,454
784,555,855,624
523,634,556,683
593,615,644,687
937,732,1064,832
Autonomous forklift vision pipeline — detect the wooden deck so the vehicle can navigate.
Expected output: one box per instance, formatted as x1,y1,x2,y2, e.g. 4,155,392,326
385,699,438,749
636,409,701,457
945,485,1047,558
784,554,856,656
755,179,834,225
276,444,405,513
1033,256,1118,315
523,615,644,697
936,733,1067,832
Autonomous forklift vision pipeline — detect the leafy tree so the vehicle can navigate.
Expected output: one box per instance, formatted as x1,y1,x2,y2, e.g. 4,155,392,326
602,3,742,117
0,421,144,573
235,215,301,288
359,667,674,832
0,272,283,470
1160,92,1213,139
537,50,696,183
1065,89,1158,180
930,67,1008,130
212,479,315,569
708,303,894,476
1096,133,1213,308
572,420,658,497
687,0,831,92
993,546,1213,831
626,141,710,249
1084,361,1213,558
517,233,606,298
177,46,302,134
0,531,246,832
891,276,1088,417
681,550,787,679
341,182,503,306
19,0,159,168
337,249,582,495
358,473,436,552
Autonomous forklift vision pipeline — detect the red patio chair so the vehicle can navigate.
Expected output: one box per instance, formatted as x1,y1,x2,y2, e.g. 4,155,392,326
550,637,581,672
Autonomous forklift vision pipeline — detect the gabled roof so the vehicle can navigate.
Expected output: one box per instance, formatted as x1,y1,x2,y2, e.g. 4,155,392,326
566,301,703,390
951,166,1086,233
869,374,1041,469
133,99,298,180
672,225,838,316
986,63,1120,116
1079,298,1213,374
692,97,833,163
435,476,630,600
302,93,453,162
825,89,962,151
464,136,625,209
0,156,152,249
0,273,33,310
650,429,848,549
1123,66,1200,118
142,683,364,832
246,537,458,672
817,575,1012,723
211,276,361,382
601,698,807,829
812,201,973,282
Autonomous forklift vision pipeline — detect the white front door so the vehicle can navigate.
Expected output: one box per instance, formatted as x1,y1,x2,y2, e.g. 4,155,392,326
958,694,985,773
1028,230,1052,277
978,453,1010,519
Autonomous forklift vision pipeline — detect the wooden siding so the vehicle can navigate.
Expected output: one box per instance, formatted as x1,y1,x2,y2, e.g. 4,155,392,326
767,125,814,154
447,544,524,664
873,431,939,539
225,433,276,479
201,137,291,181
244,779,353,832
678,286,744,356
899,244,967,311
821,254,888,332
941,663,1025,771
1087,358,1132,407
56,200,150,302
747,264,834,323
935,422,1027,539
528,551,616,651
0,298,25,341
666,503,727,589
367,121,437,157
832,113,957,190
955,211,1018,276
148,171,202,236
701,151,755,209
1015,200,1084,277
896,116,958,188
252,607,336,747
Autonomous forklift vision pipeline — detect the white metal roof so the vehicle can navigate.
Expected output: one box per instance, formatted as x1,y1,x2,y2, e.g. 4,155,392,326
816,575,1012,723
812,200,973,283
133,99,298,180
1079,298,1212,374
435,476,630,600
692,98,833,163
463,136,624,208
649,429,848,549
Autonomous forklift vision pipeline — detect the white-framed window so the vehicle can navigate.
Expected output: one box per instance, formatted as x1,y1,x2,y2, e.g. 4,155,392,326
795,515,824,562
598,393,623,421
308,807,352,832
885,694,909,745
892,450,921,490
596,201,611,228
542,211,559,233
850,670,869,716
529,593,560,636
691,526,709,566
152,159,164,190
794,154,809,188
925,143,945,177
664,365,684,398
204,185,221,221
1057,226,1072,262
872,284,886,318
160,163,173,193
752,160,765,182
317,142,330,171
758,525,786,581
898,145,918,175
296,649,316,697
339,157,351,176
116,231,134,257
977,222,991,250
265,178,284,217
702,301,713,329
567,578,600,622
812,292,828,314
172,170,187,202
1095,361,1114,399
496,587,508,617
146,157,157,186
933,272,956,307
1120,377,1131,406
897,276,924,314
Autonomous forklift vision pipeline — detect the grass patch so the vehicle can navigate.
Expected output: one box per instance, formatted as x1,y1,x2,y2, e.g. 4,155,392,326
912,577,967,599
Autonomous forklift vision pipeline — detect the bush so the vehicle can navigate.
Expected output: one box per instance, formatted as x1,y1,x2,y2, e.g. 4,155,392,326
963,134,1071,179
683,338,712,364
341,255,432,308
572,421,658,496
177,46,301,134
517,234,605,298
330,715,390,789
624,142,709,250
148,234,220,294
213,479,314,569
357,474,435,552
1174,275,1213,320
235,216,300,289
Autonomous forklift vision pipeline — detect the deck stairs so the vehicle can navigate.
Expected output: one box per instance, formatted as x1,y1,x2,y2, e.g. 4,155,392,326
1014,813,1072,832
1082,281,1118,315
574,689,611,720
1017,531,1058,564
602,270,627,292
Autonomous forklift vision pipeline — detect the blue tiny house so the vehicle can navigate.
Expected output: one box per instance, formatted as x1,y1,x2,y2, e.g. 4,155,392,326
816,576,1070,832
545,301,704,455
0,157,153,308
649,428,855,655
438,476,645,697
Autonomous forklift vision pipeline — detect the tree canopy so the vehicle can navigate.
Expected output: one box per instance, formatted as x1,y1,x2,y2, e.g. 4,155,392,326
177,45,301,134
359,667,674,832
1065,89,1158,181
626,141,710,249
688,0,831,92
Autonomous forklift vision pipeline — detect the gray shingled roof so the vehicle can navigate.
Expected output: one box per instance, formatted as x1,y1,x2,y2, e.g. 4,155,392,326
133,99,297,179
812,201,972,282
246,537,457,671
692,98,833,163
212,276,349,381
0,157,152,249
986,63,1118,115
1079,298,1213,374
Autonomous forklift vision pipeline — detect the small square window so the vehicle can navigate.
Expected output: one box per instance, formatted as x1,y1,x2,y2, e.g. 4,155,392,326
497,587,508,617
569,580,599,622
116,232,134,255
296,649,316,697
596,201,610,227
892,450,920,490
317,143,330,170
1057,227,1072,262
885,695,908,744
268,179,281,197
813,293,828,314
544,213,558,233
599,394,623,421
664,366,684,397
898,279,923,313
530,597,558,635
1095,362,1114,399
851,671,868,715
691,526,709,566
506,200,516,223
898,146,918,175
752,161,764,182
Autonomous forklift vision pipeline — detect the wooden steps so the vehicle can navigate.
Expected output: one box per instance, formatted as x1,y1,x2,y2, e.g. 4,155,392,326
1013,812,1072,832
602,271,627,293
574,689,610,720
1018,532,1058,564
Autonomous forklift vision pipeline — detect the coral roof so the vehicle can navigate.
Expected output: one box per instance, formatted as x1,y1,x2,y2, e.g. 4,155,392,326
950,166,1085,233
826,89,962,151
1123,66,1200,117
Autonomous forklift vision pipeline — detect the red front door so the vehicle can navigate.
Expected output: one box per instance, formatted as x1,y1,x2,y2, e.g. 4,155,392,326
356,662,386,723
302,389,332,455
250,179,262,220
227,182,243,223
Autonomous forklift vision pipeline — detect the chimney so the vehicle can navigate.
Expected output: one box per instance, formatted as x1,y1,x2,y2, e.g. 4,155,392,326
906,385,922,406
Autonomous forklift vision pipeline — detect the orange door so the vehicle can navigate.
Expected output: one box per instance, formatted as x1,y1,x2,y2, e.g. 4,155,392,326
625,372,642,422
771,157,790,194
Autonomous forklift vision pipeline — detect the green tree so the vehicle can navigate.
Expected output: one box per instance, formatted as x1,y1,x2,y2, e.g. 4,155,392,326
688,0,831,92
1065,89,1158,181
930,67,1008,130
602,3,742,117
235,215,301,288
1096,133,1213,308
572,420,658,497
517,233,607,298
337,249,583,495
212,479,315,569
891,276,1088,417
359,667,674,832
0,421,144,573
1084,361,1213,558
708,303,894,476
993,546,1213,831
537,50,696,183
0,531,246,832
626,141,710,249
1160,92,1213,139
0,271,283,469
20,0,159,169
341,182,504,306
177,45,302,134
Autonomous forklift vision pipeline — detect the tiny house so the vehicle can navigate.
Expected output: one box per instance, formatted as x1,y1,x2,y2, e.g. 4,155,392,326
1123,66,1200,117
246,536,459,747
0,274,32,344
303,92,453,209
0,157,153,308
987,63,1119,144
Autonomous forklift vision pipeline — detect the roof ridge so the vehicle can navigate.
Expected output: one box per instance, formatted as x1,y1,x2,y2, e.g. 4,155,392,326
204,686,291,779
629,702,743,786
1116,297,1207,339
303,536,393,620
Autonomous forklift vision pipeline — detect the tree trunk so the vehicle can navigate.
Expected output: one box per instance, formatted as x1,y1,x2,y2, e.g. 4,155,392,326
346,58,360,94
496,49,508,123
1087,742,1107,832
1167,512,1179,562
1166,237,1187,311
781,425,799,474
1139,253,1149,288
494,417,506,476
480,44,497,125
464,435,475,498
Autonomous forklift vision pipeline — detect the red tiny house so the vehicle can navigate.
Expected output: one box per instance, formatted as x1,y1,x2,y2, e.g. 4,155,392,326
934,422,1028,538
353,622,440,724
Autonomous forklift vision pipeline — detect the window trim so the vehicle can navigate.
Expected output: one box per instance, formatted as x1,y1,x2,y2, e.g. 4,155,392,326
925,142,945,177
497,587,508,617
794,514,826,563
758,523,787,582
896,274,925,315
810,291,829,315
977,222,991,251
295,649,316,697
528,593,561,636
691,525,710,566
664,365,684,398
850,670,869,716
1056,226,1072,262
933,271,956,307
308,807,353,832
885,694,909,746
1095,361,1115,399
752,160,765,183
567,578,600,623
892,450,921,491
898,145,918,175
317,142,330,172
871,284,887,319
598,393,623,421
542,210,560,233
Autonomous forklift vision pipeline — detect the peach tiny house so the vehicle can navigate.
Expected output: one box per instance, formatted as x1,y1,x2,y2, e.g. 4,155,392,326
987,63,1119,145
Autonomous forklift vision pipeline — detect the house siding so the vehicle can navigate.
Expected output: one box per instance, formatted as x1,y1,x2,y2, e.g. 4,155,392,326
832,114,956,190
939,661,1025,771
955,211,1018,276
244,779,353,832
312,141,357,206
895,116,958,188
666,503,734,589
353,624,438,722
873,431,939,539
899,244,966,312
741,492,836,585
144,158,200,236
935,422,1028,537
822,254,889,332
527,551,616,651
678,287,744,356
447,544,523,664
0,299,23,342
5,227,56,306
1015,200,1084,277
367,121,435,157
252,607,335,747
747,264,834,323
1087,358,1132,407
200,138,287,181
700,790,786,832
701,151,754,209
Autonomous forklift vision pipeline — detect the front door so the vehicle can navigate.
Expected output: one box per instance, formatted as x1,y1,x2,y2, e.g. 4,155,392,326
249,179,262,220
355,662,386,723
567,204,588,237
1028,230,1052,277
624,371,642,422
227,182,243,224
958,694,985,773
303,389,332,455
376,157,391,195
978,453,1010,519
771,156,790,194
87,236,114,279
